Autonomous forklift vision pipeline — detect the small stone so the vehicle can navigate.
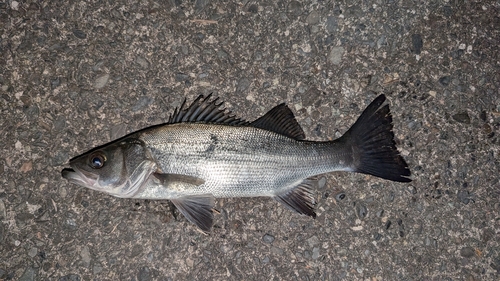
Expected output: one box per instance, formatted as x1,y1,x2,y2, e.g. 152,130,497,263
0,269,6,279
11,1,19,10
376,209,384,217
287,1,302,15
460,246,475,258
452,112,470,124
312,247,320,259
175,73,189,82
93,264,103,275
306,235,319,247
356,204,367,218
479,110,487,121
248,4,258,13
318,177,327,189
136,57,149,69
236,77,251,93
438,76,450,86
54,116,66,131
306,11,320,25
0,199,6,219
335,192,346,201
194,0,208,12
133,96,154,112
325,16,337,33
262,234,275,243
51,77,60,89
457,190,471,204
482,124,492,135
80,246,91,267
328,46,344,65
20,161,32,173
411,34,423,54
18,267,35,281
377,35,387,48
270,246,284,255
137,266,152,281
28,247,38,257
94,74,110,89
73,29,87,39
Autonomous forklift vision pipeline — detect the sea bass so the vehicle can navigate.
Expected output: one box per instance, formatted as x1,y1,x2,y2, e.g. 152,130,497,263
62,94,411,232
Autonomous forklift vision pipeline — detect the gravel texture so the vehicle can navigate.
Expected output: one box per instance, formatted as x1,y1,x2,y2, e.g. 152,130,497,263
1,0,499,280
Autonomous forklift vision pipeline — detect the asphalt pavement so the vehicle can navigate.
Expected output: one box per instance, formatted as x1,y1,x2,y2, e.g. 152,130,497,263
1,0,499,280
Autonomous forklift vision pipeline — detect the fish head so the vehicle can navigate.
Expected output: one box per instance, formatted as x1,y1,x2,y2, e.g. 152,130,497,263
61,138,157,198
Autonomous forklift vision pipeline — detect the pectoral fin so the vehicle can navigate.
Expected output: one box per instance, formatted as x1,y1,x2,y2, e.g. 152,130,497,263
274,178,317,218
153,173,205,188
171,195,215,233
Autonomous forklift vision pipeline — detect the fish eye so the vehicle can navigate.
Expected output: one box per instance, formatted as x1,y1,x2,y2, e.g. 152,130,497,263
89,152,106,169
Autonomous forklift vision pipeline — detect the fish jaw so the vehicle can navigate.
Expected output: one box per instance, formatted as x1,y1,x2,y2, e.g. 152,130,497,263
61,160,158,198
61,167,99,189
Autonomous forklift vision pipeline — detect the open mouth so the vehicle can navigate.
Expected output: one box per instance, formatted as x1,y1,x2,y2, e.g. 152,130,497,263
61,168,98,188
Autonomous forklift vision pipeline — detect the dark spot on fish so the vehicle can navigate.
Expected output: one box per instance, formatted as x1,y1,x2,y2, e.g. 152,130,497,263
205,134,219,153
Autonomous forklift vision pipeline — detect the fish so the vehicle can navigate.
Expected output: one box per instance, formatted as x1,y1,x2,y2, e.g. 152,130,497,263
62,94,411,232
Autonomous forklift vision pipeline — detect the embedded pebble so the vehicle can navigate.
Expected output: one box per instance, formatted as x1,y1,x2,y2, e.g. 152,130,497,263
439,76,451,86
312,247,320,259
411,34,423,54
452,112,470,124
460,246,475,258
73,29,86,39
262,234,275,243
80,246,91,267
133,96,154,112
328,46,344,65
136,57,149,69
306,11,320,25
94,74,110,89
325,16,337,33
137,266,152,281
18,267,35,281
175,73,189,82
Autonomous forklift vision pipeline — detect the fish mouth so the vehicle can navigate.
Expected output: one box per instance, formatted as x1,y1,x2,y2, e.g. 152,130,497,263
61,167,99,188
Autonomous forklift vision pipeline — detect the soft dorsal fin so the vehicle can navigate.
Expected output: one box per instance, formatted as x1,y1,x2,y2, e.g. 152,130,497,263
168,94,248,126
250,104,306,140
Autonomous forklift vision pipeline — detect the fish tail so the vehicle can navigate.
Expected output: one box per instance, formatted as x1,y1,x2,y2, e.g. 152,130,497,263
342,94,411,182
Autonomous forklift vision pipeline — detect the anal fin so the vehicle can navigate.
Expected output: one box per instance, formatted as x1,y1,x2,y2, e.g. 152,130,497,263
170,195,215,233
274,178,317,218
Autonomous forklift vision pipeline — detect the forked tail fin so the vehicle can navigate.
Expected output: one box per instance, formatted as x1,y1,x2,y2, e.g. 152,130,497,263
343,94,411,182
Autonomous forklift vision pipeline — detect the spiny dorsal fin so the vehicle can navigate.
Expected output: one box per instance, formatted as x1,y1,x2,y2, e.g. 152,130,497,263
274,178,317,218
251,104,306,140
168,94,249,126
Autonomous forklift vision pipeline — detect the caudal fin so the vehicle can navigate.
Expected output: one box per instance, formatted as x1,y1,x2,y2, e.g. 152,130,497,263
344,94,411,182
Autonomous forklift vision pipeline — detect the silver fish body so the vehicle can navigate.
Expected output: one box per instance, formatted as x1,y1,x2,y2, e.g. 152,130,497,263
135,123,349,198
62,94,411,232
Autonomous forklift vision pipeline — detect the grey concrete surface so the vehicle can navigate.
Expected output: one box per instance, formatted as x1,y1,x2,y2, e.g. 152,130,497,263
1,0,499,280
